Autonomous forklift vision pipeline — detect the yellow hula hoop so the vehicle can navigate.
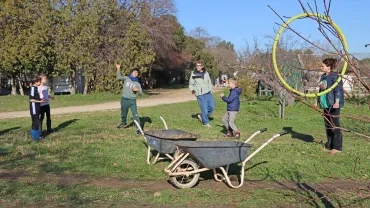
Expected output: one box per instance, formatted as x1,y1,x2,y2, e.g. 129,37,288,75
272,12,348,98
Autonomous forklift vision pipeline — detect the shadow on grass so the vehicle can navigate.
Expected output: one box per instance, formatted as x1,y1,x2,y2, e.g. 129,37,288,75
0,144,14,156
128,116,152,130
0,127,21,136
191,114,214,122
39,162,71,174
283,126,316,143
0,153,37,169
43,119,79,137
271,170,336,208
54,119,79,133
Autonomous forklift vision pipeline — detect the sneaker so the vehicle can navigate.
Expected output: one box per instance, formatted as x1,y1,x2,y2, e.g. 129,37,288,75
136,129,142,135
34,136,44,141
203,123,211,128
234,131,240,139
197,114,202,123
117,123,129,129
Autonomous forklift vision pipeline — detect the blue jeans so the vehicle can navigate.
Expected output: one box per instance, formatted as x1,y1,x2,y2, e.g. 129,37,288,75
196,92,215,124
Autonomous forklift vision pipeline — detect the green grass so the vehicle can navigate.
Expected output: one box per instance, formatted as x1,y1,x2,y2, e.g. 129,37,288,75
0,92,149,113
1,97,370,207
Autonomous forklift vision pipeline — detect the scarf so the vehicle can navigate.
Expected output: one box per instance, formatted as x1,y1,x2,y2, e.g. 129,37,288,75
129,74,138,82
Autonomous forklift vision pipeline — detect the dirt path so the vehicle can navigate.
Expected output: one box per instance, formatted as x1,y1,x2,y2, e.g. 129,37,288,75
0,170,367,193
0,88,222,120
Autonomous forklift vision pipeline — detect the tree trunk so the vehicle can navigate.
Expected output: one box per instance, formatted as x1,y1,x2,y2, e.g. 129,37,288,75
17,76,24,96
83,75,89,95
10,74,17,95
278,90,284,119
70,68,76,95
49,76,54,94
147,65,154,89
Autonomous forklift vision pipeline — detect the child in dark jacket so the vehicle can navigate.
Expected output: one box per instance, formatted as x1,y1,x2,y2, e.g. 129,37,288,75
220,78,242,138
29,76,46,140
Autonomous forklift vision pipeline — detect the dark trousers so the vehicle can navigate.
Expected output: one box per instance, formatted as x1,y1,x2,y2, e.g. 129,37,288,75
40,105,52,132
121,97,141,129
324,108,343,151
31,114,41,131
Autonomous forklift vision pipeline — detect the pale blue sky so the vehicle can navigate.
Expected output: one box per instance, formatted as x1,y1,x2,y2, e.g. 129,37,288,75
175,0,370,54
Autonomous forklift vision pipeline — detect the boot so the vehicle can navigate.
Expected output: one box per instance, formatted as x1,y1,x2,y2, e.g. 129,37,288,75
30,129,41,140
234,131,241,139
225,131,233,137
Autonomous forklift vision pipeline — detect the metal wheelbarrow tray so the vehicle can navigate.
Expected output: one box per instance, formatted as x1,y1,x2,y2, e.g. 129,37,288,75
164,129,288,189
172,141,252,169
144,130,199,154
133,117,199,165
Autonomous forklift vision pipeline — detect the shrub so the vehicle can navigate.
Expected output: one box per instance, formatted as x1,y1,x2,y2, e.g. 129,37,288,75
236,75,257,98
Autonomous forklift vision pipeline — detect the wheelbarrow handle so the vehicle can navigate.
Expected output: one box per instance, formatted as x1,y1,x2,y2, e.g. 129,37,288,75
160,116,168,130
244,128,268,144
260,128,267,133
279,131,288,136
132,119,144,135
242,130,288,165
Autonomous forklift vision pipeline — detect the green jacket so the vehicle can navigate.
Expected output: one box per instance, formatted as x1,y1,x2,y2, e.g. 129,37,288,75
117,71,142,99
189,70,213,96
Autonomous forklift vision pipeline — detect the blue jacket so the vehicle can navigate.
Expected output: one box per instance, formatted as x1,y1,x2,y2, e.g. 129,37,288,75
323,72,345,108
222,87,242,111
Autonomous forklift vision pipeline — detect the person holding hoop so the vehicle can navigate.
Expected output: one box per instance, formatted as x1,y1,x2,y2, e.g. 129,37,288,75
314,58,344,155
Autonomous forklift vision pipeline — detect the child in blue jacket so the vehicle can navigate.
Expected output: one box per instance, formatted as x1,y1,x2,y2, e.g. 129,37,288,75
220,78,242,138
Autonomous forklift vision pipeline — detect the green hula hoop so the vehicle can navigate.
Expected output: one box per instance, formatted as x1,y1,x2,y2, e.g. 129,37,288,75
272,12,348,98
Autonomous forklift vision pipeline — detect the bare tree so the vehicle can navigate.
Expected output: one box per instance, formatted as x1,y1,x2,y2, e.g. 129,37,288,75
235,32,314,118
268,0,370,138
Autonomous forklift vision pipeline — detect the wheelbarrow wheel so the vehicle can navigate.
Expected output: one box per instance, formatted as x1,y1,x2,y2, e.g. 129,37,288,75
170,159,199,189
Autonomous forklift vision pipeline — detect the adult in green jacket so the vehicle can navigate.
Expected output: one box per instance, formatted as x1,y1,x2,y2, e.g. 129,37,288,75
189,60,215,127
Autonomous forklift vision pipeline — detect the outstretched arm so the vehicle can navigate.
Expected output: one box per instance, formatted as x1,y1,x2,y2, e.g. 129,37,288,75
116,64,127,81
222,91,237,103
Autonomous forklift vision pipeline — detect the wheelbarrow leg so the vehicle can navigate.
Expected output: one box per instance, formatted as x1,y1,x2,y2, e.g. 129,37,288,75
133,119,159,165
221,131,288,189
213,169,224,182
164,152,188,174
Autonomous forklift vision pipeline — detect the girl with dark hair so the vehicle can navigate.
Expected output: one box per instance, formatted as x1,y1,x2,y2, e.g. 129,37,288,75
314,58,344,155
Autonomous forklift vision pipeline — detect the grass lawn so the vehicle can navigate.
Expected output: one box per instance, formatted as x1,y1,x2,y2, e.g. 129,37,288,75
1,96,370,207
0,92,151,113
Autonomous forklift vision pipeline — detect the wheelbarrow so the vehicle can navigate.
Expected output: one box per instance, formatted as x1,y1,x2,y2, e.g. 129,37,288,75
164,129,288,189
133,117,199,165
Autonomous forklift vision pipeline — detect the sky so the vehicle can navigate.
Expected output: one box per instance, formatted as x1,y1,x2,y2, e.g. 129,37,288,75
175,0,370,55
